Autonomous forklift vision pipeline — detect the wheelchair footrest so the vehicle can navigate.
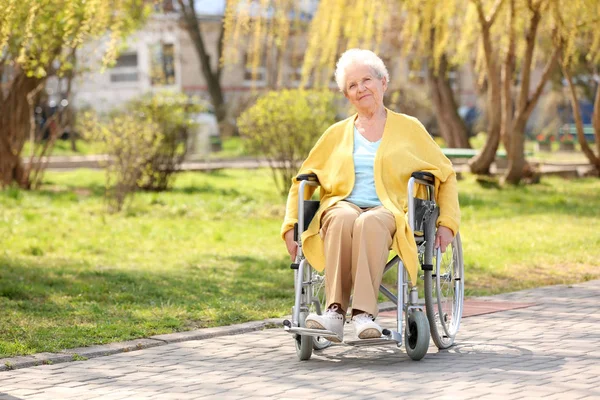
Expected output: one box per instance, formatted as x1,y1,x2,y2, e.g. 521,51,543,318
344,329,402,346
345,334,401,347
284,325,340,340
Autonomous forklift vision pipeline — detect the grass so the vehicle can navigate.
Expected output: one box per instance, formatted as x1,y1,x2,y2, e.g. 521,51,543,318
208,136,252,159
22,139,104,157
22,136,250,159
1,169,600,358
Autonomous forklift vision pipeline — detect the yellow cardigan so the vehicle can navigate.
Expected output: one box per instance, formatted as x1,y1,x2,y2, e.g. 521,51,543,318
281,109,460,285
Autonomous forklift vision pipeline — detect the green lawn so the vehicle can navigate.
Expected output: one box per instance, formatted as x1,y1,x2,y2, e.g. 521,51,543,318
1,169,599,358
21,139,105,157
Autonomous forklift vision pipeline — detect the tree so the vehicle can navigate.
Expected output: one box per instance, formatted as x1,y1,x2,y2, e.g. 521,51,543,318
177,0,232,136
222,0,310,92
450,0,563,183
554,0,600,176
226,0,589,184
0,0,148,188
462,0,505,175
500,0,560,184
224,1,470,148
398,0,471,148
393,0,587,185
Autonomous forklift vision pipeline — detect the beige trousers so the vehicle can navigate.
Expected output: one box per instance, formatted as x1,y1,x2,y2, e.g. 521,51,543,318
320,201,396,317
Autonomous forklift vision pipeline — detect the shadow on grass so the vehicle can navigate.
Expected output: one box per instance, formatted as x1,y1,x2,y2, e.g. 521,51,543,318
0,184,107,203
0,257,202,354
224,255,292,300
0,182,245,205
0,256,227,308
0,253,294,356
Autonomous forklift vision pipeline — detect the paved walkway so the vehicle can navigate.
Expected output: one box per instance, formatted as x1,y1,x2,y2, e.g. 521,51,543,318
1,280,599,399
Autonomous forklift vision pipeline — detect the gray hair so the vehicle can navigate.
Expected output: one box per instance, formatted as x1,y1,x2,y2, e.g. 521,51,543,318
334,49,390,93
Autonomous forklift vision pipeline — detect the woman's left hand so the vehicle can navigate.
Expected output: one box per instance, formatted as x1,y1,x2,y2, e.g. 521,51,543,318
435,226,454,253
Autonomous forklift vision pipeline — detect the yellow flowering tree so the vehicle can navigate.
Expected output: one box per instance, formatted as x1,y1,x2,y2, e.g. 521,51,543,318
223,0,471,150
225,0,598,183
555,0,600,175
0,0,149,188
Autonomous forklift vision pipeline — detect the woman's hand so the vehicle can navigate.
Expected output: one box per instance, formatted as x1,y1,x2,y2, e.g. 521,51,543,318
435,226,454,253
284,229,298,261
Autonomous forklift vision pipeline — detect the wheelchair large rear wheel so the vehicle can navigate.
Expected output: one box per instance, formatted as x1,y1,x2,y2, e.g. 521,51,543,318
424,232,464,349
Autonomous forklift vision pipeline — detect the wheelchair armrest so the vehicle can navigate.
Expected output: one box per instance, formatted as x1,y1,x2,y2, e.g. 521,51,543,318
296,173,319,183
411,171,435,184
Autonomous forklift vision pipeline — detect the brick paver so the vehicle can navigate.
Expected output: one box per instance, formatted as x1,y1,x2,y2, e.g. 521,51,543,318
1,280,599,399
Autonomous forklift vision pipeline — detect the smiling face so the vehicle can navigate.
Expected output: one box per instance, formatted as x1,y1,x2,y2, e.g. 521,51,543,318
343,63,387,113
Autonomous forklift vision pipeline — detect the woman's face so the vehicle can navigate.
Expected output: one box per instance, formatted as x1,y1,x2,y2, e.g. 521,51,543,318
344,63,387,112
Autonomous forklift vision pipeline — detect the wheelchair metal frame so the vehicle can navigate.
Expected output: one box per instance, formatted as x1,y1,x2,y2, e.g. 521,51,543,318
284,173,439,351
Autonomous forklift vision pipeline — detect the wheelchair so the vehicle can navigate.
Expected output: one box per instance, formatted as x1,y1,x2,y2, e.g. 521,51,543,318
283,171,465,361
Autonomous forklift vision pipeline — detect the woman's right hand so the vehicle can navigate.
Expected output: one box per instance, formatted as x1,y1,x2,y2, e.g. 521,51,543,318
284,229,297,261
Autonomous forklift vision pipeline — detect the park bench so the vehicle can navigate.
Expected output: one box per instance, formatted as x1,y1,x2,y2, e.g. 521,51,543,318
558,124,596,143
441,148,508,159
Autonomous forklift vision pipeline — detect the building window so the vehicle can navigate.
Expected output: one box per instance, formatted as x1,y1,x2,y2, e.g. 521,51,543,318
110,73,139,83
150,43,176,86
288,54,304,87
408,60,427,85
155,0,177,13
243,52,267,86
288,68,302,87
110,52,139,83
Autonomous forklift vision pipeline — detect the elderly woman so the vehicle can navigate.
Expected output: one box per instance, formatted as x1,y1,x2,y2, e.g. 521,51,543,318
281,49,460,342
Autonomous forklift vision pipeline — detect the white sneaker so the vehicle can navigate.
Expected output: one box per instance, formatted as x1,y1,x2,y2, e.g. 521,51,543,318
305,304,345,343
352,313,382,339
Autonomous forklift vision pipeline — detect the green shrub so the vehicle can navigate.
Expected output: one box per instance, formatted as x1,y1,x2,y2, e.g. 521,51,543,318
79,111,162,212
237,89,337,195
126,92,203,191
78,92,203,212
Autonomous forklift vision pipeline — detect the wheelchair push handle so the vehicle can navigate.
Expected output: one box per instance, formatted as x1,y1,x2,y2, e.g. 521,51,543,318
296,173,319,183
410,171,435,185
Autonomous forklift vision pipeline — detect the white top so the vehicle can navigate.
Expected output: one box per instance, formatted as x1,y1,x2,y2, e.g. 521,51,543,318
344,126,382,208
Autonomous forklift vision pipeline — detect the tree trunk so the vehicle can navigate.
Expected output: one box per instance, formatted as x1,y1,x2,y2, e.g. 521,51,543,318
504,48,560,183
0,72,43,188
593,76,600,163
469,71,502,174
504,6,539,183
468,0,505,175
0,135,26,187
562,64,600,174
504,115,527,184
178,0,229,135
500,0,515,159
428,65,454,147
427,55,471,149
468,6,503,175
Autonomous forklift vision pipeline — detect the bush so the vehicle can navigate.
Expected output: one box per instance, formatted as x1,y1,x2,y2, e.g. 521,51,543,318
237,89,337,195
79,112,162,212
78,92,203,212
126,92,203,191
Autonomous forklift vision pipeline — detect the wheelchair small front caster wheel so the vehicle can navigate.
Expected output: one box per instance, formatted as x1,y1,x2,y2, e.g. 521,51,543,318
295,311,313,361
405,310,430,361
